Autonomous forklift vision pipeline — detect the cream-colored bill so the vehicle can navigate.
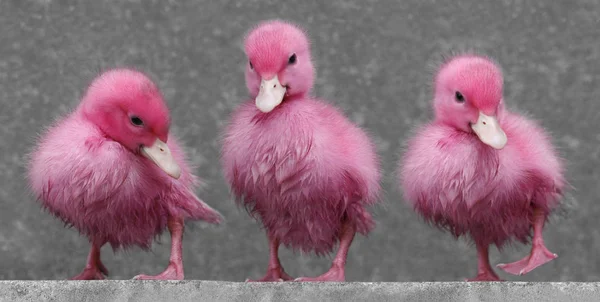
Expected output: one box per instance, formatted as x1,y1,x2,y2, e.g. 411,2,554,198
141,138,181,179
471,112,507,150
255,75,287,113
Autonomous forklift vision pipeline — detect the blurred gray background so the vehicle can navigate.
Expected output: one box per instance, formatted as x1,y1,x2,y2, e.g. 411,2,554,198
0,0,598,282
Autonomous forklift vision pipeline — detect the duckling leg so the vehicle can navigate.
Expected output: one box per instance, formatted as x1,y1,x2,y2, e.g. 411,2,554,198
497,208,557,275
133,217,185,280
294,221,355,282
246,234,293,282
70,242,108,280
466,242,502,281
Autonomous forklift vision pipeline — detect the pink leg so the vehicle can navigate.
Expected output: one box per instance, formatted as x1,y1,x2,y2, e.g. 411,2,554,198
70,242,109,280
134,217,185,280
246,235,293,282
466,242,502,282
497,208,557,275
294,221,355,282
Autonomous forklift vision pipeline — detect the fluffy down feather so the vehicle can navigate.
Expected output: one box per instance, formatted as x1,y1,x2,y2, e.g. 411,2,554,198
223,98,380,254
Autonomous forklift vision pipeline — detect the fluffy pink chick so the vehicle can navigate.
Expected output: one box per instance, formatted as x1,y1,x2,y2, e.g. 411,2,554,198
221,20,381,282
28,69,222,280
399,55,565,281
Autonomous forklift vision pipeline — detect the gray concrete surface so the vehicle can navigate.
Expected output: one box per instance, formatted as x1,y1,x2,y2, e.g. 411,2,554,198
1,0,599,282
1,281,599,302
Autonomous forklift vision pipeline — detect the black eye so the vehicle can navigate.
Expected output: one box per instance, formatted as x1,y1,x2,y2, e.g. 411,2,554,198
249,61,253,69
130,116,144,126
288,53,297,65
455,91,465,103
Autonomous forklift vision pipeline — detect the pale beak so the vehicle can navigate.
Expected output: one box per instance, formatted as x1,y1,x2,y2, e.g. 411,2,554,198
141,138,181,179
470,112,507,150
255,75,287,113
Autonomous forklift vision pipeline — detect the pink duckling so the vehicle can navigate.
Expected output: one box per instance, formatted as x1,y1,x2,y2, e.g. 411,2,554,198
27,68,222,280
399,54,565,281
221,20,381,282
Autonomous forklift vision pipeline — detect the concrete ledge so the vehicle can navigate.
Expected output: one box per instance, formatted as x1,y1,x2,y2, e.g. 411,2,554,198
0,281,598,302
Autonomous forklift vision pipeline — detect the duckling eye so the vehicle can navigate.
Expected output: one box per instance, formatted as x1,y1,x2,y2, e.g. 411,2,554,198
249,61,254,70
455,91,465,103
130,116,144,126
288,53,297,65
